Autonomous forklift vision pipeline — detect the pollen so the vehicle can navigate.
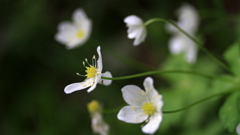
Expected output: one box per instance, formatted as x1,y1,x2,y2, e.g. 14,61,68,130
87,100,101,113
142,102,155,115
85,65,97,78
76,30,84,39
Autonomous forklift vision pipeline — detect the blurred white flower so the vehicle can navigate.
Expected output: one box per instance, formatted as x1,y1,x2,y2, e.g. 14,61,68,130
166,3,199,63
237,124,240,135
87,100,110,135
64,46,112,93
124,15,147,46
55,8,92,49
117,77,163,134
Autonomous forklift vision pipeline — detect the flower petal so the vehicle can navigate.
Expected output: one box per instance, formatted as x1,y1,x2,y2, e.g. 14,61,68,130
117,106,147,123
133,27,147,46
127,26,141,39
55,22,77,45
87,75,101,93
142,113,162,134
124,15,143,26
122,85,147,106
99,71,112,86
236,124,240,135
64,82,91,94
169,36,185,54
97,46,103,72
73,8,87,26
185,40,197,64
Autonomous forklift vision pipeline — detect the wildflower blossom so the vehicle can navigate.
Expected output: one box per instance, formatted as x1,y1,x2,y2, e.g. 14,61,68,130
55,8,91,49
124,15,147,46
64,46,112,93
166,3,199,63
87,100,110,135
117,77,163,134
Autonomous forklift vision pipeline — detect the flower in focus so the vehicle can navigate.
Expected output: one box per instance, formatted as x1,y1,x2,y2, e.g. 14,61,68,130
124,15,147,46
117,77,163,134
55,8,92,49
166,3,199,63
87,100,110,135
64,46,112,94
237,124,240,135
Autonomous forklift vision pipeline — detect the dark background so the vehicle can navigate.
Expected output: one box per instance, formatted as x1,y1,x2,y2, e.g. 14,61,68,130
0,0,240,134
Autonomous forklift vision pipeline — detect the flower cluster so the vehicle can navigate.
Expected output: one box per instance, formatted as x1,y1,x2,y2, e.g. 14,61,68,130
54,3,220,135
166,3,199,63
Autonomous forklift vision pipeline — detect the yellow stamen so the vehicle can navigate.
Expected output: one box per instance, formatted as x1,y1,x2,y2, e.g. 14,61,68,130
142,102,155,115
87,100,101,113
85,65,97,78
76,30,84,39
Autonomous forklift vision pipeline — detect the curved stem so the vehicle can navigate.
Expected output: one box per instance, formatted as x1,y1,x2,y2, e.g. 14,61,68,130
101,70,233,83
144,18,233,74
163,88,236,114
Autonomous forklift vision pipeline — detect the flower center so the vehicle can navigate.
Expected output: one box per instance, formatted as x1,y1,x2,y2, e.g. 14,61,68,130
76,30,84,39
142,102,155,115
87,100,101,113
85,65,97,78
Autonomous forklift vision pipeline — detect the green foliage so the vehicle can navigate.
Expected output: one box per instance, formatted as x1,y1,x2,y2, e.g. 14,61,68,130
219,91,240,132
224,42,240,76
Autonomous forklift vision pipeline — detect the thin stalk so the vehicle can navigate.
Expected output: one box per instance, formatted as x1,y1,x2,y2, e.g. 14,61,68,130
163,88,236,114
101,70,234,83
144,18,232,74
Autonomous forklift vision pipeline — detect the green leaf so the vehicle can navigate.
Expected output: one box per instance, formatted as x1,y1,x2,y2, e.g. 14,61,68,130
224,42,240,76
219,91,240,132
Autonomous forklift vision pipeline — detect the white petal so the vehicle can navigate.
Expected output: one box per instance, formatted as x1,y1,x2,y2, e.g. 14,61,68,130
142,113,162,134
73,8,87,25
133,27,147,46
143,77,153,90
55,22,77,45
122,85,147,106
97,46,103,72
91,112,109,135
124,15,143,25
64,82,91,94
99,71,112,86
236,124,240,135
185,41,197,64
117,106,147,123
169,36,185,54
87,75,101,93
127,26,141,39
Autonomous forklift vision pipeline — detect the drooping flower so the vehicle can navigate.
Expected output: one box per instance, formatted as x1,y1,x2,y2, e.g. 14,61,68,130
64,46,112,93
166,3,199,63
55,8,92,49
87,100,110,135
117,77,163,134
124,15,147,46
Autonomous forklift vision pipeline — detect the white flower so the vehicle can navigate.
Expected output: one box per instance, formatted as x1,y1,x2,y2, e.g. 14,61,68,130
124,15,147,46
88,100,110,135
55,8,91,49
166,3,199,63
64,46,112,93
117,77,163,134
237,124,240,135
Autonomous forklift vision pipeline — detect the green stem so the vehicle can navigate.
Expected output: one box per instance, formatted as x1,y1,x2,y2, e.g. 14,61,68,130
163,88,236,114
144,18,233,74
101,70,233,83
103,89,237,114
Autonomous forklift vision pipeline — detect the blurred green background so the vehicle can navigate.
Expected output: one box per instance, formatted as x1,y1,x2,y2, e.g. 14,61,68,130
1,0,240,134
